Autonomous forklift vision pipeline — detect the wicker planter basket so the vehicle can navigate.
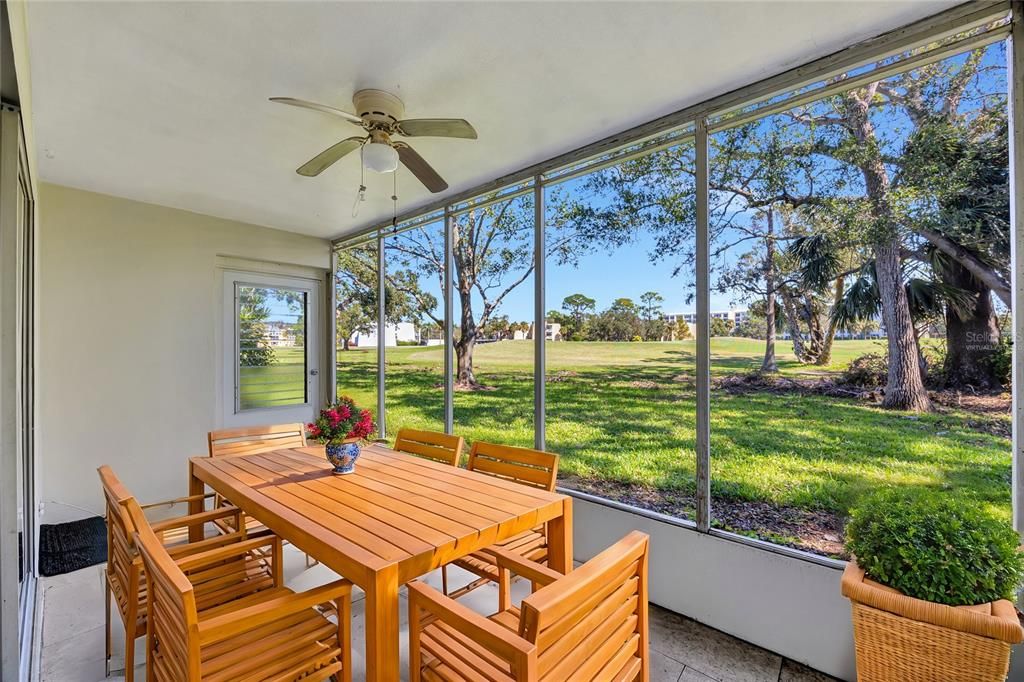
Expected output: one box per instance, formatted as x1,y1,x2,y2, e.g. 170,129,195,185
841,561,1023,682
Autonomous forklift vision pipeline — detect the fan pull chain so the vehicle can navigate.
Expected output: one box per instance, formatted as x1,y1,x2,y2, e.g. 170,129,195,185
352,146,368,218
391,170,399,229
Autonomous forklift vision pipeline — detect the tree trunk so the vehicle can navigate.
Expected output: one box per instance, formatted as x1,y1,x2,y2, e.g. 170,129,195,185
455,288,479,387
843,89,930,411
455,336,477,386
802,295,826,363
942,262,1001,388
815,277,844,365
761,210,778,373
341,336,350,351
780,288,807,360
761,293,778,373
875,241,931,411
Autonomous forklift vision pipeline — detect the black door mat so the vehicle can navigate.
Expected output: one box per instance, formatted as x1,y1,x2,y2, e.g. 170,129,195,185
38,516,106,576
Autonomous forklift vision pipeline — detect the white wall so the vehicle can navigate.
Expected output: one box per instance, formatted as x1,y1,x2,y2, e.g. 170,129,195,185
574,496,1024,680
37,183,330,523
572,497,857,680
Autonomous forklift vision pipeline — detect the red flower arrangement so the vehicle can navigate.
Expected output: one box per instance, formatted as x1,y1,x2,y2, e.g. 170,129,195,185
307,396,375,445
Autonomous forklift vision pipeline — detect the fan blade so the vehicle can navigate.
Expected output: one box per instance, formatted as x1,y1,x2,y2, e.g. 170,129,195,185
296,137,365,177
396,143,448,193
270,97,363,125
396,118,477,139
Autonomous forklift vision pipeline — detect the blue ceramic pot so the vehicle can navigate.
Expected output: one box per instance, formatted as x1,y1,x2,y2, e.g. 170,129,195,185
325,440,361,475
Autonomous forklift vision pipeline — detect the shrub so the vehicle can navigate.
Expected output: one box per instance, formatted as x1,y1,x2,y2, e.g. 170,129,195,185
841,353,888,388
992,335,1013,387
845,489,1024,606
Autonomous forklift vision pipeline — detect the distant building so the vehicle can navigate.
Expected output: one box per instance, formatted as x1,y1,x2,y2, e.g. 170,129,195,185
527,321,562,341
264,321,297,347
348,322,417,348
663,308,748,329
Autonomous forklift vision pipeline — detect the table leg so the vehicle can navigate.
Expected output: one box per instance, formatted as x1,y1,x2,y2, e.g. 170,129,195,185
188,460,205,542
547,497,574,574
364,564,400,682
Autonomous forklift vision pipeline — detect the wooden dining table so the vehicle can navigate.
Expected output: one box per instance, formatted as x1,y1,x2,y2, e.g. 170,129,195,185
187,443,573,682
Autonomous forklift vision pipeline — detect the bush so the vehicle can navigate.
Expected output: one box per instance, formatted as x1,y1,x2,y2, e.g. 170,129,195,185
841,353,887,388
845,489,1024,606
992,335,1013,387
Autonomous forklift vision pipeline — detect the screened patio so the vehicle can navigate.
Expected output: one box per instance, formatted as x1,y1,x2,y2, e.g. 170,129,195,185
3,1,1024,681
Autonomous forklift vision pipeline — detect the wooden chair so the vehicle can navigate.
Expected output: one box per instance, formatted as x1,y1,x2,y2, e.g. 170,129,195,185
409,531,651,681
393,428,465,467
98,465,277,682
442,441,559,598
207,423,307,458
207,424,307,538
124,496,353,682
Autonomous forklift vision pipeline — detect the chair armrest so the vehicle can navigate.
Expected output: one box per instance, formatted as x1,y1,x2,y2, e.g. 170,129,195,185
407,581,535,666
139,492,216,511
165,530,247,558
197,578,351,646
175,535,280,571
150,506,241,534
489,546,562,586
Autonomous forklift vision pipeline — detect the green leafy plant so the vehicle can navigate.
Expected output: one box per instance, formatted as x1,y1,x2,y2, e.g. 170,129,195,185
841,353,887,388
846,489,1024,606
991,334,1013,387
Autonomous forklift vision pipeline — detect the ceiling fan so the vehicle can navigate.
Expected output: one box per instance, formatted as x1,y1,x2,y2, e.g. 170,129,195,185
271,89,477,193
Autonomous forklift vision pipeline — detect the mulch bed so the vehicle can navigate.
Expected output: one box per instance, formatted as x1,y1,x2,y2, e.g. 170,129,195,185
560,474,846,558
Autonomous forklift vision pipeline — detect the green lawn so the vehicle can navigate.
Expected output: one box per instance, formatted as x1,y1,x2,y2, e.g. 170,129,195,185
258,338,1010,556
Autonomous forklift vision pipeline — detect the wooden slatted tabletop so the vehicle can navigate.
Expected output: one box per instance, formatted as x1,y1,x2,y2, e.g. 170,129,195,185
188,444,573,682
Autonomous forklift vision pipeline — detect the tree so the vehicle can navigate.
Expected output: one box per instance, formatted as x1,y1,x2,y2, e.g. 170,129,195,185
715,208,793,371
561,293,596,340
589,298,643,341
481,314,511,339
335,246,378,350
900,113,1009,388
735,300,770,339
854,318,881,339
638,291,666,341
238,286,275,367
710,318,732,337
336,243,422,350
566,43,1009,410
383,193,585,387
674,318,692,340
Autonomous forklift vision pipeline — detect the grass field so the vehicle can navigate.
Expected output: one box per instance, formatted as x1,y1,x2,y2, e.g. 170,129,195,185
252,338,1011,556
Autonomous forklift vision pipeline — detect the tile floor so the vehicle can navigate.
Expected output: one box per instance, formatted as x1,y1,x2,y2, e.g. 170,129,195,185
33,545,838,682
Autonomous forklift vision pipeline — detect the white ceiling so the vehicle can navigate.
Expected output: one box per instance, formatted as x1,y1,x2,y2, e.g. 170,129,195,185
26,0,958,240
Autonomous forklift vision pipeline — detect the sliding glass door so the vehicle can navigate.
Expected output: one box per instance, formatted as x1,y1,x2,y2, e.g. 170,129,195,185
1,104,37,681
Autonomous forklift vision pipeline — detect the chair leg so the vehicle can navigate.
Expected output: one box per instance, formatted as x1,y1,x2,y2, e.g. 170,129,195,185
441,565,448,596
124,633,135,682
103,573,111,678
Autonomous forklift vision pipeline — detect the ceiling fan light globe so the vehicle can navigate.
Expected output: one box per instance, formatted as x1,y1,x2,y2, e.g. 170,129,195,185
362,142,399,173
